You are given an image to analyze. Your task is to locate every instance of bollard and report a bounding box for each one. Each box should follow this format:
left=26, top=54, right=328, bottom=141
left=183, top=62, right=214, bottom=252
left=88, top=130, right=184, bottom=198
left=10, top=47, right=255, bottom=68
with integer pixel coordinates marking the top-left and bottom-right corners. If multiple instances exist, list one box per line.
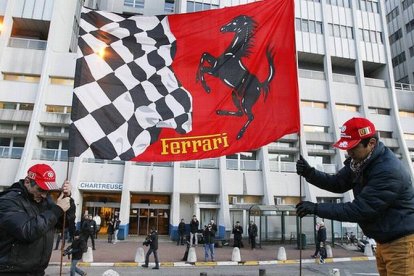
left=82, top=246, right=93, bottom=263
left=326, top=244, right=333, bottom=258
left=231, top=247, right=241, bottom=262
left=277, top=247, right=287, bottom=261
left=259, top=268, right=266, bottom=276
left=134, top=247, right=145, bottom=263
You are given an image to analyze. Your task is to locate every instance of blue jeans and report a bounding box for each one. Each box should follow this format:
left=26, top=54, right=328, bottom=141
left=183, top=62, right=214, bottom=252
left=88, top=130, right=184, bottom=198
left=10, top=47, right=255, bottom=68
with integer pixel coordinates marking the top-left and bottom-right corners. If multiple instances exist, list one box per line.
left=70, top=259, right=85, bottom=276
left=204, top=243, right=215, bottom=261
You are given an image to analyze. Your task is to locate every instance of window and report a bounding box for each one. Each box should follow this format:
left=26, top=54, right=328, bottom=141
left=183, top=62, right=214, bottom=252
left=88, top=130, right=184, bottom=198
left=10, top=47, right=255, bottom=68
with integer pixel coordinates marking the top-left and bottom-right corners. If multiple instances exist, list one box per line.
left=3, top=73, right=40, bottom=83
left=164, top=0, right=175, bottom=13
left=335, top=103, right=359, bottom=112
left=186, top=1, right=219, bottom=12
left=303, top=125, right=328, bottom=133
left=50, top=77, right=74, bottom=86
left=328, top=24, right=353, bottom=39
left=46, top=105, right=69, bottom=113
left=268, top=153, right=294, bottom=162
left=0, top=102, right=17, bottom=110
left=386, top=7, right=399, bottom=23
left=404, top=133, right=414, bottom=140
left=13, top=137, right=26, bottom=147
left=199, top=195, right=216, bottom=202
left=124, top=0, right=144, bottom=8
left=301, top=100, right=327, bottom=108
left=378, top=131, right=392, bottom=138
left=403, top=0, right=414, bottom=10
left=19, top=103, right=34, bottom=111
left=392, top=52, right=406, bottom=67
left=389, top=29, right=403, bottom=45
left=44, top=126, right=63, bottom=133
left=0, top=138, right=11, bottom=147
left=399, top=111, right=414, bottom=118
left=369, top=107, right=390, bottom=115
left=42, top=140, right=60, bottom=149
left=296, top=19, right=323, bottom=34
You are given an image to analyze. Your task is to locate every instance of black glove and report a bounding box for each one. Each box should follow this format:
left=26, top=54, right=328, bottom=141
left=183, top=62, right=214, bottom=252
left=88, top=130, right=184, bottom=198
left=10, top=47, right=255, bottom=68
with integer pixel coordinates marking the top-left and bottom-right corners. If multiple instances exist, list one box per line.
left=296, top=155, right=313, bottom=177
left=296, top=201, right=318, bottom=218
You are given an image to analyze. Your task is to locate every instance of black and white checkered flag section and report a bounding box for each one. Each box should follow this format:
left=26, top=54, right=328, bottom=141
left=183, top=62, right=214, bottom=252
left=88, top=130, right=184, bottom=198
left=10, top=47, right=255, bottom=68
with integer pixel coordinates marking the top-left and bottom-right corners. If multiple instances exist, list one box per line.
left=70, top=7, right=192, bottom=160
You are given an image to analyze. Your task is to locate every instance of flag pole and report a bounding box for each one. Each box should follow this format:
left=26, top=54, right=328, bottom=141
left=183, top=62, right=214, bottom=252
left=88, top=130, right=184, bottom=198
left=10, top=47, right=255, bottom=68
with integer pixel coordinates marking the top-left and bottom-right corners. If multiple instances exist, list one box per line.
left=298, top=133, right=303, bottom=276
left=59, top=159, right=70, bottom=276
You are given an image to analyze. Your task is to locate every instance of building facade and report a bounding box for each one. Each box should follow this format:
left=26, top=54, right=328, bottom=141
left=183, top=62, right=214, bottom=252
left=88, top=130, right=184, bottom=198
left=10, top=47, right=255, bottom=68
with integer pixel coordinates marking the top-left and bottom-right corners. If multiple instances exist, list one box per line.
left=0, top=0, right=413, bottom=241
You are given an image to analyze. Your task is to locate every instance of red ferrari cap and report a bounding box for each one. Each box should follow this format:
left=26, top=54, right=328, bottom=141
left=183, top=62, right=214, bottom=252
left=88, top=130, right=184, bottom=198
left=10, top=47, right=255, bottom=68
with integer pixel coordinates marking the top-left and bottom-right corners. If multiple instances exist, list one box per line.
left=333, top=117, right=376, bottom=150
left=27, top=164, right=59, bottom=191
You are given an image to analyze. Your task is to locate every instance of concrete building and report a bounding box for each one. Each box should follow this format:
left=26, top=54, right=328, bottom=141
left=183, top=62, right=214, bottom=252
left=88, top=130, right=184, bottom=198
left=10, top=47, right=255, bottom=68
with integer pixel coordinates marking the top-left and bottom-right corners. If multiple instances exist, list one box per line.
left=385, top=0, right=414, bottom=84
left=0, top=0, right=413, bottom=242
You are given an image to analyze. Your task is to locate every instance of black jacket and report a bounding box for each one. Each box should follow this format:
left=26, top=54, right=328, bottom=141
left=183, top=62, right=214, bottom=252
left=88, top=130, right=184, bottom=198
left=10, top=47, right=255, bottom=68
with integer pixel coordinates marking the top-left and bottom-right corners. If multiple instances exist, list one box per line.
left=248, top=224, right=258, bottom=237
left=178, top=222, right=186, bottom=234
left=203, top=226, right=216, bottom=244
left=0, top=181, right=75, bottom=274
left=317, top=226, right=327, bottom=243
left=306, top=142, right=414, bottom=243
left=190, top=219, right=199, bottom=234
left=148, top=230, right=158, bottom=250
left=70, top=237, right=87, bottom=260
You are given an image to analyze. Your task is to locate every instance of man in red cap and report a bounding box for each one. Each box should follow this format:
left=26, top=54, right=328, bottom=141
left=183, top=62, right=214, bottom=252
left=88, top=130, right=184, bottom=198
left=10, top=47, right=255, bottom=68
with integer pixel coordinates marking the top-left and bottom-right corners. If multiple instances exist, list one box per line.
left=0, top=163, right=76, bottom=275
left=295, top=117, right=414, bottom=276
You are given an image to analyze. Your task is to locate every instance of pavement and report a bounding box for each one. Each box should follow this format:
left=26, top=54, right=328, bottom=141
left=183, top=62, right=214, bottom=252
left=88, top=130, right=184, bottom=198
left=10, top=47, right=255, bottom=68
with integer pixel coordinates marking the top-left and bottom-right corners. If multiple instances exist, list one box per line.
left=49, top=236, right=374, bottom=268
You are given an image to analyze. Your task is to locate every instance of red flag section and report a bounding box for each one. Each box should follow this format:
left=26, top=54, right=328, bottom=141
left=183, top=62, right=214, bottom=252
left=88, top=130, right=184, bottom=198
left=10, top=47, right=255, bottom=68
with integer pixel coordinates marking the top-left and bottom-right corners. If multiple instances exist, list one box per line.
left=134, top=0, right=299, bottom=161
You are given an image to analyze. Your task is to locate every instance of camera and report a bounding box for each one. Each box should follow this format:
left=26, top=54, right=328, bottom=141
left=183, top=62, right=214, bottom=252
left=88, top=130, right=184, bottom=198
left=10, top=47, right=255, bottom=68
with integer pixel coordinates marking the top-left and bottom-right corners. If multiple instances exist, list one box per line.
left=63, top=246, right=73, bottom=256
left=143, top=236, right=151, bottom=246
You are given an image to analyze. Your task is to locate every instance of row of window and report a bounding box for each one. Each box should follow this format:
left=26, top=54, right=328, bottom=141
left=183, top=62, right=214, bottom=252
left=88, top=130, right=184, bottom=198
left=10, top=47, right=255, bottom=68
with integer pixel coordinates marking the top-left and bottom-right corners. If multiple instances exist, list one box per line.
left=406, top=18, right=414, bottom=33
left=296, top=18, right=323, bottom=34
left=392, top=51, right=406, bottom=67
left=359, top=28, right=383, bottom=44
left=328, top=24, right=354, bottom=39
left=301, top=101, right=398, bottom=116
left=0, top=102, right=71, bottom=113
left=356, top=0, right=379, bottom=13
left=187, top=1, right=219, bottom=12
left=403, top=0, right=414, bottom=11
left=3, top=73, right=74, bottom=85
left=389, top=29, right=402, bottom=45
left=327, top=0, right=351, bottom=8
left=386, top=7, right=399, bottom=23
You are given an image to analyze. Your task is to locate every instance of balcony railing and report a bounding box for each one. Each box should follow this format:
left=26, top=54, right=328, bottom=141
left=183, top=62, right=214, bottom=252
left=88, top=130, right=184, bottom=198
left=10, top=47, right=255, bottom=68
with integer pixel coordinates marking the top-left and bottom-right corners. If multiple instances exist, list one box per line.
left=226, top=159, right=261, bottom=171
left=8, top=37, right=47, bottom=50
left=395, top=82, right=414, bottom=92
left=33, top=149, right=68, bottom=161
left=298, top=69, right=325, bottom=80
left=269, top=161, right=296, bottom=172
left=180, top=158, right=219, bottom=169
left=0, top=146, right=23, bottom=159
left=332, top=73, right=357, bottom=84
left=365, top=77, right=387, bottom=88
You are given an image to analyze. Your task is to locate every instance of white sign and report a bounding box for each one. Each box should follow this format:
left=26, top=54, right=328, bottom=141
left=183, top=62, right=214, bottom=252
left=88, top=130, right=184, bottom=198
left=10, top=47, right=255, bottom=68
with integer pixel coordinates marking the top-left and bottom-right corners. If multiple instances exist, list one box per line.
left=79, top=182, right=123, bottom=191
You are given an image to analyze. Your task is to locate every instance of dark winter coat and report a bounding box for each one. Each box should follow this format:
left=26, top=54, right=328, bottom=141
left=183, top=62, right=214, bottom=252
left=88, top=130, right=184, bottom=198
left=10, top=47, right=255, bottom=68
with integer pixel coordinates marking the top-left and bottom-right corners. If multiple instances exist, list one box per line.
left=190, top=219, right=199, bottom=234
left=232, top=225, right=243, bottom=239
left=0, top=181, right=75, bottom=274
left=305, top=142, right=414, bottom=243
left=203, top=226, right=216, bottom=244
left=178, top=222, right=186, bottom=234
left=148, top=230, right=158, bottom=250
left=317, top=226, right=327, bottom=243
left=248, top=224, right=258, bottom=237
left=70, top=237, right=87, bottom=260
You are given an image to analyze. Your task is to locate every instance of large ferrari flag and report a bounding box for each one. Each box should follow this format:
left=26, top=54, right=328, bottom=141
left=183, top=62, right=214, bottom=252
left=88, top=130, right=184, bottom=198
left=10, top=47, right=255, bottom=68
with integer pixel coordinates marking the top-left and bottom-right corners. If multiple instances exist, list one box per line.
left=69, top=0, right=300, bottom=161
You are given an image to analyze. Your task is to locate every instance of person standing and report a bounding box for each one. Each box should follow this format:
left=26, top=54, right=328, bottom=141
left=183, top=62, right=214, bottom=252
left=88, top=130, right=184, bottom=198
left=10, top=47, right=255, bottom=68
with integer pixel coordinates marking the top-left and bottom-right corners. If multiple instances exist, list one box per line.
left=113, top=216, right=121, bottom=243
left=177, top=219, right=186, bottom=246
left=296, top=117, right=414, bottom=275
left=0, top=164, right=73, bottom=275
left=203, top=223, right=216, bottom=262
left=81, top=215, right=96, bottom=250
left=210, top=219, right=217, bottom=233
left=232, top=221, right=244, bottom=248
left=141, top=227, right=159, bottom=269
left=311, top=221, right=327, bottom=259
left=68, top=230, right=87, bottom=276
left=107, top=218, right=115, bottom=244
left=190, top=215, right=199, bottom=247
left=248, top=221, right=258, bottom=250
left=93, top=213, right=101, bottom=239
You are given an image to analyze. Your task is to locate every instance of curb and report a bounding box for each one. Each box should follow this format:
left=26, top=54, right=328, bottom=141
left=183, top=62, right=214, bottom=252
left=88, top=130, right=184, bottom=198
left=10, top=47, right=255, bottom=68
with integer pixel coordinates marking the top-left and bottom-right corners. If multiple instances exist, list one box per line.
left=49, top=256, right=376, bottom=267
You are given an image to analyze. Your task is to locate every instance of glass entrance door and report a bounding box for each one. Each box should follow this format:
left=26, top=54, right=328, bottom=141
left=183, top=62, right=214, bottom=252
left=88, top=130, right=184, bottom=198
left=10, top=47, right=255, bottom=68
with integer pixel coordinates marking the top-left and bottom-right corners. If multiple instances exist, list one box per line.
left=130, top=207, right=170, bottom=235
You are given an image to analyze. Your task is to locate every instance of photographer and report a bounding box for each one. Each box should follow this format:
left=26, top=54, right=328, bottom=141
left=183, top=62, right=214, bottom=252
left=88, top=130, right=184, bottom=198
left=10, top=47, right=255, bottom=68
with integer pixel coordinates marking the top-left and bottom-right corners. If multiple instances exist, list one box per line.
left=203, top=223, right=216, bottom=262
left=141, top=227, right=159, bottom=269
left=66, top=230, right=87, bottom=276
